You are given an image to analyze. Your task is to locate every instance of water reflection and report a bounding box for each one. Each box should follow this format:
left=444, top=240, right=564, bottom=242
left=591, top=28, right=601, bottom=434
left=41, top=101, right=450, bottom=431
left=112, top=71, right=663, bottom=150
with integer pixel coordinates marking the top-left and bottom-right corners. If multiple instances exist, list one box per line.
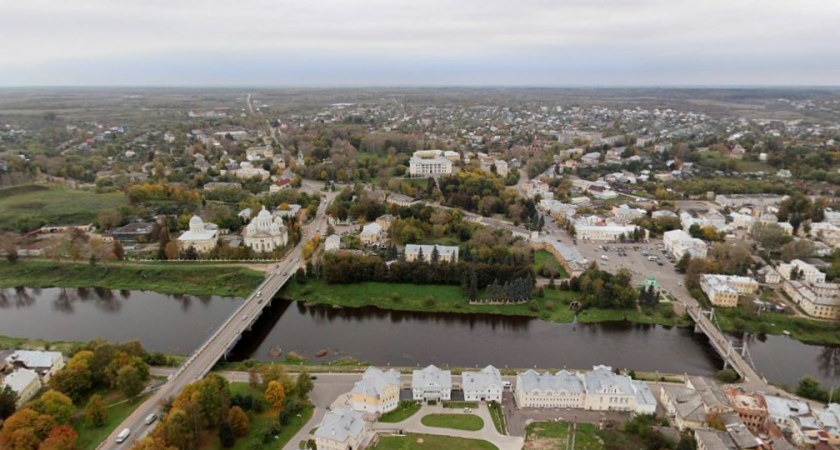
left=0, top=287, right=241, bottom=355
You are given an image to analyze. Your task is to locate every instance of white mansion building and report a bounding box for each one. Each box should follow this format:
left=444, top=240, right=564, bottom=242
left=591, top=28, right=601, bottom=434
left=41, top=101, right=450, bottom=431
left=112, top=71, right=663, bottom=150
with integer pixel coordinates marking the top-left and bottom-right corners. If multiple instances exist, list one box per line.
left=243, top=206, right=289, bottom=252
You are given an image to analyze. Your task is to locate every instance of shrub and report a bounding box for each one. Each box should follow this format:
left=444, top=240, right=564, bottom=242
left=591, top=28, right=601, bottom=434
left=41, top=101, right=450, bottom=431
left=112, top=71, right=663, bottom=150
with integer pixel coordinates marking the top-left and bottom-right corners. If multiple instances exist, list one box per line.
left=219, top=422, right=236, bottom=448
left=715, top=369, right=739, bottom=383
left=427, top=400, right=437, bottom=406
left=528, top=299, right=540, bottom=312
left=391, top=293, right=401, bottom=302
left=545, top=300, right=555, bottom=311
left=424, top=295, right=435, bottom=307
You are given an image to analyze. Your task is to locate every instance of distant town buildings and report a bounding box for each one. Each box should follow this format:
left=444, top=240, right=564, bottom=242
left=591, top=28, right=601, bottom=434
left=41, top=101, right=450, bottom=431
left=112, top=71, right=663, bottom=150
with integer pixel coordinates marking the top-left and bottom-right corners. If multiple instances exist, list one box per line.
left=663, top=230, right=708, bottom=260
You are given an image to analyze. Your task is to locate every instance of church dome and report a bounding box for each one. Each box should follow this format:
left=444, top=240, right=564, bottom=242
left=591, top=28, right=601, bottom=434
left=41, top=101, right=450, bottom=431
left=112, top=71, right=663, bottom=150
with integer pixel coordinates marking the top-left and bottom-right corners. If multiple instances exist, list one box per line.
left=256, top=206, right=272, bottom=221
left=189, top=215, right=203, bottom=226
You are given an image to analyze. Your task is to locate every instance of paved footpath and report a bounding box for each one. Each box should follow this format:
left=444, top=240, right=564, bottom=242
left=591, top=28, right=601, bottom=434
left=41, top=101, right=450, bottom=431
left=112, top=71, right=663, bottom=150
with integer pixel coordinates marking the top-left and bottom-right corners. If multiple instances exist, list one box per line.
left=371, top=404, right=525, bottom=450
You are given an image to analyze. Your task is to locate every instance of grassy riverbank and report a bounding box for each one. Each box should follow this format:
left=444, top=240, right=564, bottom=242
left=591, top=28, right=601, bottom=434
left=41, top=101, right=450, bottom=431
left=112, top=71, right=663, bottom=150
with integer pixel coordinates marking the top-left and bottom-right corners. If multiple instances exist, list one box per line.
left=715, top=307, right=840, bottom=346
left=0, top=334, right=83, bottom=354
left=0, top=261, right=264, bottom=297
left=278, top=279, right=683, bottom=327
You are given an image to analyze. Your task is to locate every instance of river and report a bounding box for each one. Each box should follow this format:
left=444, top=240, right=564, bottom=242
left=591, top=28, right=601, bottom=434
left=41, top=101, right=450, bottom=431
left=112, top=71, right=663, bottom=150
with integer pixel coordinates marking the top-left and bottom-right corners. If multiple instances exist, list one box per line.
left=1, top=287, right=836, bottom=387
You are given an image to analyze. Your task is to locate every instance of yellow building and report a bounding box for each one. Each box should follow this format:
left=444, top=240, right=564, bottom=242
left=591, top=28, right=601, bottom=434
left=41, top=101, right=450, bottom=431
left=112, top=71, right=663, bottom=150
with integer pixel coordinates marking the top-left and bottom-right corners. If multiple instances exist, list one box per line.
left=349, top=367, right=401, bottom=414
left=1, top=368, right=42, bottom=407
left=700, top=275, right=740, bottom=307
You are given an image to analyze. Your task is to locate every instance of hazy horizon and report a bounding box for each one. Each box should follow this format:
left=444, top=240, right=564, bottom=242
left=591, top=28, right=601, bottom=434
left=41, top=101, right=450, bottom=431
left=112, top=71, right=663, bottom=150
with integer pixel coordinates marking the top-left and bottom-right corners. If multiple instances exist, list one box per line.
left=2, top=0, right=839, bottom=87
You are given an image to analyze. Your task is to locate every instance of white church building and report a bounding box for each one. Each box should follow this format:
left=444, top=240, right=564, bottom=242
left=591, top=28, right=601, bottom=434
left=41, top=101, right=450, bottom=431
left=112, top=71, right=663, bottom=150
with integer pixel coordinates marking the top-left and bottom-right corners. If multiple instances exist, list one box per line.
left=177, top=216, right=219, bottom=253
left=243, top=206, right=289, bottom=252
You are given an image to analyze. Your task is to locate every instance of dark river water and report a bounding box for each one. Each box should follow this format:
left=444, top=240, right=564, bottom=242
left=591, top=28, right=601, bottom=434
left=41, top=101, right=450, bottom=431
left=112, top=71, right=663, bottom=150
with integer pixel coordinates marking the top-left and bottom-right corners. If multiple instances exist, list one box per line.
left=1, top=288, right=837, bottom=387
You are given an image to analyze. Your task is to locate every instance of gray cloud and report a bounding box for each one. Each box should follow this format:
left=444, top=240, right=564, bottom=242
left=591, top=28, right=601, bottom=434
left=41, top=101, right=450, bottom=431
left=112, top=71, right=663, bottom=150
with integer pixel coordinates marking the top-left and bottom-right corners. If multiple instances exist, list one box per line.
left=1, top=0, right=838, bottom=85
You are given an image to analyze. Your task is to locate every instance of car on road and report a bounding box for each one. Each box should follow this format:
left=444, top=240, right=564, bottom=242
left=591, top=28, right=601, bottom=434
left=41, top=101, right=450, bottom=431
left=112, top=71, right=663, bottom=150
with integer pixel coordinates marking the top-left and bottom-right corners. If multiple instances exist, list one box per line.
left=144, top=413, right=158, bottom=425
left=310, top=375, right=318, bottom=380
left=116, top=428, right=131, bottom=444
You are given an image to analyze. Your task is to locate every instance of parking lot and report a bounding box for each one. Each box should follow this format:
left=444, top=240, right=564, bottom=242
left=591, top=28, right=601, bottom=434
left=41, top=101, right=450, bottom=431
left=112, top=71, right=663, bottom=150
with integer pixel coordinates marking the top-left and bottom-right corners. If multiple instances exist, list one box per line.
left=502, top=391, right=631, bottom=436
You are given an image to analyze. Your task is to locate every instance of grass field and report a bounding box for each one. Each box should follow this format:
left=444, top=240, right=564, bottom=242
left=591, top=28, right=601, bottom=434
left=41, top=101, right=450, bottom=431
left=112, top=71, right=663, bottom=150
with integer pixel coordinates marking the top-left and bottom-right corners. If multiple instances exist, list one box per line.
left=0, top=261, right=264, bottom=297
left=73, top=390, right=152, bottom=450
left=533, top=250, right=570, bottom=278
left=715, top=307, right=840, bottom=346
left=202, top=383, right=314, bottom=450
left=420, top=413, right=484, bottom=431
left=526, top=421, right=603, bottom=450
left=0, top=185, right=127, bottom=232
left=0, top=334, right=83, bottom=354
left=380, top=401, right=422, bottom=423
left=281, top=279, right=680, bottom=326
left=376, top=433, right=499, bottom=450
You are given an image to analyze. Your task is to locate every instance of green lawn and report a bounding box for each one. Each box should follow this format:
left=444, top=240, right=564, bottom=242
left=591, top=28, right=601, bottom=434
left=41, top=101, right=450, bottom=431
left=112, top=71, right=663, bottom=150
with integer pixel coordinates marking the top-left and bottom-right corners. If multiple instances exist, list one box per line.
left=0, top=334, right=82, bottom=354
left=281, top=279, right=681, bottom=327
left=380, top=401, right=422, bottom=423
left=420, top=413, right=484, bottom=431
left=376, top=433, right=499, bottom=450
left=0, top=185, right=127, bottom=233
left=533, top=250, right=570, bottom=278
left=0, top=261, right=264, bottom=297
left=442, top=401, right=478, bottom=409
left=204, top=383, right=314, bottom=450
left=488, top=402, right=505, bottom=435
left=526, top=421, right=603, bottom=450
left=73, top=391, right=151, bottom=450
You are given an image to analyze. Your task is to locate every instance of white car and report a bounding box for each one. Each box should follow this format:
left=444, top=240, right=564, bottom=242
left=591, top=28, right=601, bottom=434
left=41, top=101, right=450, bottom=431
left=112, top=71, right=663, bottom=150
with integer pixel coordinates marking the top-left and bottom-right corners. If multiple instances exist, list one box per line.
left=144, top=413, right=158, bottom=425
left=116, top=428, right=131, bottom=443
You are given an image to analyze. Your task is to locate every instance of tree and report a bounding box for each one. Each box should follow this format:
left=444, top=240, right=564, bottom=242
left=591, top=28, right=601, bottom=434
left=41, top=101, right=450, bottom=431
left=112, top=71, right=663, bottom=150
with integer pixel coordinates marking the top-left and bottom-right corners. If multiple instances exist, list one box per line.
left=676, top=253, right=691, bottom=273
left=0, top=385, right=16, bottom=420
left=431, top=246, right=440, bottom=263
left=31, top=390, right=75, bottom=424
left=116, top=365, right=145, bottom=402
left=248, top=368, right=260, bottom=389
left=295, top=371, right=314, bottom=400
left=218, top=422, right=236, bottom=448
left=184, top=245, right=199, bottom=261
left=164, top=241, right=180, bottom=260
left=85, top=394, right=108, bottom=427
left=751, top=222, right=788, bottom=250
left=49, top=354, right=93, bottom=402
left=38, top=425, right=77, bottom=450
left=796, top=377, right=828, bottom=402
left=676, top=435, right=697, bottom=450
left=264, top=381, right=286, bottom=410
left=781, top=240, right=814, bottom=262
left=0, top=409, right=57, bottom=450
left=164, top=408, right=194, bottom=450
left=228, top=406, right=250, bottom=437
left=113, top=240, right=125, bottom=261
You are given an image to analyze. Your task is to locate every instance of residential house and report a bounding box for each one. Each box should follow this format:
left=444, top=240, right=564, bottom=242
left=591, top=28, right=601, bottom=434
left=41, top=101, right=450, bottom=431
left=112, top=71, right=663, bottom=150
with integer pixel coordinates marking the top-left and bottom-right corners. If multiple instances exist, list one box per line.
left=462, top=365, right=503, bottom=403
left=661, top=377, right=732, bottom=431
left=725, top=387, right=768, bottom=432
left=404, top=244, right=459, bottom=263
left=5, top=350, right=65, bottom=383
left=778, top=259, right=826, bottom=284
left=325, top=234, right=341, bottom=252
left=582, top=365, right=636, bottom=412
left=700, top=275, right=742, bottom=307
left=360, top=223, right=384, bottom=246
left=111, top=222, right=155, bottom=243
left=375, top=215, right=396, bottom=232
left=1, top=368, right=41, bottom=407
left=663, top=230, right=708, bottom=260
left=715, top=194, right=787, bottom=208
left=313, top=407, right=367, bottom=450
left=514, top=370, right=585, bottom=409
left=611, top=205, right=647, bottom=224
left=349, top=367, right=401, bottom=414
left=269, top=178, right=292, bottom=192
left=412, top=365, right=452, bottom=402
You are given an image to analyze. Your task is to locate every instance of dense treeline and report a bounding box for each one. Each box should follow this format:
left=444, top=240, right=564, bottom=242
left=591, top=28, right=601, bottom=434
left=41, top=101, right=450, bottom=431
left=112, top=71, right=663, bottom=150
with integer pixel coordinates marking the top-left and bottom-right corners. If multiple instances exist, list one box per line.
left=319, top=253, right=533, bottom=288
left=566, top=267, right=638, bottom=310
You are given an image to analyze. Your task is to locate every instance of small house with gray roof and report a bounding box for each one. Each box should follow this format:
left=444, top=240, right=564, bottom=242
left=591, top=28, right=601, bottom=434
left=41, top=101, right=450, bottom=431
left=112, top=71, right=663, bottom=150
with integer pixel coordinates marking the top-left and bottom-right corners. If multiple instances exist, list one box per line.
left=412, top=365, right=451, bottom=402
left=314, top=407, right=367, bottom=450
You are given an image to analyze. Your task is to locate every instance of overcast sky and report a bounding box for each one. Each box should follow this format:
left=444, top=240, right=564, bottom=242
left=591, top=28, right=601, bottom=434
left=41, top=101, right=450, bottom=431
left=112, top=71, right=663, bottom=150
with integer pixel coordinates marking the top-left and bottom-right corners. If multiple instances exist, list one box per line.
left=1, top=0, right=838, bottom=86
